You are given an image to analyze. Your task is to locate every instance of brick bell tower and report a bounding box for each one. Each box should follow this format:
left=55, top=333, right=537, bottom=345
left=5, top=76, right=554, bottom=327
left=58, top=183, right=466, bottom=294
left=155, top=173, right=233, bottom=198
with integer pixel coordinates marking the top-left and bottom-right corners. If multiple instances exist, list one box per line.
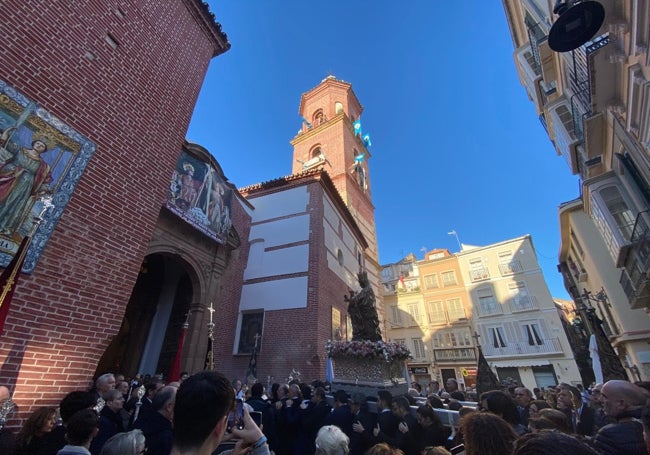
left=290, top=75, right=385, bottom=336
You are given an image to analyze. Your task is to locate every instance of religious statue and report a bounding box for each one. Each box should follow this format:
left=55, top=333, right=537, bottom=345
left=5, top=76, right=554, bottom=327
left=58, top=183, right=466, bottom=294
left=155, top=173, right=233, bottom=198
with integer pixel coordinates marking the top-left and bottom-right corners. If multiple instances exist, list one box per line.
left=345, top=271, right=382, bottom=341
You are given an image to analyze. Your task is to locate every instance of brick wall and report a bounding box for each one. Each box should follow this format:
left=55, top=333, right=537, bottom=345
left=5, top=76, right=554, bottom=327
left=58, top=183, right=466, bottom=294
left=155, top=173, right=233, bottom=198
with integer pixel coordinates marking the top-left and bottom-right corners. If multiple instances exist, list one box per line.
left=0, top=0, right=226, bottom=418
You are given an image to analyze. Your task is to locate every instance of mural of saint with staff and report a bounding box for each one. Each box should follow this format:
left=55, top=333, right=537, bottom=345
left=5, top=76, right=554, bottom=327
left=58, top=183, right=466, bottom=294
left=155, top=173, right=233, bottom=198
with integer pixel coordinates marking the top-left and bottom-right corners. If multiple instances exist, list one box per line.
left=0, top=79, right=96, bottom=272
left=0, top=127, right=54, bottom=237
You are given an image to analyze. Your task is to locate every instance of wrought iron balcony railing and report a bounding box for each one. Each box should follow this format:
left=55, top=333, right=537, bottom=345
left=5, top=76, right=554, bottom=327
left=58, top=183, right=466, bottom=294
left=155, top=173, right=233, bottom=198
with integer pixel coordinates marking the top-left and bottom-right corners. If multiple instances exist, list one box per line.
left=482, top=337, right=563, bottom=357
left=509, top=295, right=539, bottom=313
left=469, top=267, right=490, bottom=282
left=499, top=260, right=523, bottom=275
left=433, top=348, right=477, bottom=362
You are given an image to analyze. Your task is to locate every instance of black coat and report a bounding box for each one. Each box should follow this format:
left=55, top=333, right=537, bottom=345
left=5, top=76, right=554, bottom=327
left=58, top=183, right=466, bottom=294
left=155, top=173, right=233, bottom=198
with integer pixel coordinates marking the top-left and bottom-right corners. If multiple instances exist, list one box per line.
left=592, top=419, right=648, bottom=455
left=325, top=404, right=354, bottom=437
left=374, top=409, right=399, bottom=447
left=133, top=411, right=172, bottom=455
left=350, top=407, right=376, bottom=455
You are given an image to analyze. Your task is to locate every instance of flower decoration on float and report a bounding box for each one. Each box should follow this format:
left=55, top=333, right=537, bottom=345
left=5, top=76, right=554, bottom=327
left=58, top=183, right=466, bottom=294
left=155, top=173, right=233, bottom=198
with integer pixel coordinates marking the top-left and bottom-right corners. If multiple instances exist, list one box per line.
left=325, top=339, right=411, bottom=362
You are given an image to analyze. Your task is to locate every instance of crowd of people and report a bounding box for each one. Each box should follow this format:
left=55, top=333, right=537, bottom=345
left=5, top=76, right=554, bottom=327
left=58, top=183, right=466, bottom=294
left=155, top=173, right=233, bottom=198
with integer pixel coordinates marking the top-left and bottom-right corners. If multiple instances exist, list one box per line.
left=0, top=371, right=649, bottom=455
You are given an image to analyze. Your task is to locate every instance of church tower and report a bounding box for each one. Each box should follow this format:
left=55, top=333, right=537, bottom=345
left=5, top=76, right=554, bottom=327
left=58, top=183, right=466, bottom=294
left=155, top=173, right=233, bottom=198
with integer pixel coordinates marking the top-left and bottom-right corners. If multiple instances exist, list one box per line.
left=290, top=76, right=385, bottom=335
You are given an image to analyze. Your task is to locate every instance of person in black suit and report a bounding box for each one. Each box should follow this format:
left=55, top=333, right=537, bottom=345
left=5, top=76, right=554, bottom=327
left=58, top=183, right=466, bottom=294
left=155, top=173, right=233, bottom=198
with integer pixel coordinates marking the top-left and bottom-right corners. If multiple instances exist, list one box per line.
left=349, top=393, right=376, bottom=455
left=301, top=386, right=331, bottom=454
left=373, top=390, right=399, bottom=448
left=325, top=390, right=354, bottom=437
left=392, top=395, right=420, bottom=455
left=514, top=387, right=533, bottom=427
left=557, top=383, right=595, bottom=436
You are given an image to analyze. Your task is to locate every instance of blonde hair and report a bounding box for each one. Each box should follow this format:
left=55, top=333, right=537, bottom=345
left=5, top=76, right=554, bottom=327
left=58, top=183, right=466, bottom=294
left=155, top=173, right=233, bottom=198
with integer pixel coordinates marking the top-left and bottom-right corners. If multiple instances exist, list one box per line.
left=315, top=425, right=349, bottom=455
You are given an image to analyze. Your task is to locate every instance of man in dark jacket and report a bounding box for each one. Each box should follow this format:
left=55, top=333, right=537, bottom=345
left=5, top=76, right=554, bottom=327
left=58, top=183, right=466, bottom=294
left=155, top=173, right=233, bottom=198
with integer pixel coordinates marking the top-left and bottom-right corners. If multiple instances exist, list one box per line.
left=246, top=383, right=277, bottom=452
left=350, top=392, right=375, bottom=455
left=392, top=395, right=420, bottom=455
left=133, top=385, right=176, bottom=455
left=592, top=380, right=648, bottom=455
left=90, top=389, right=126, bottom=455
left=373, top=390, right=399, bottom=447
left=325, top=390, right=354, bottom=436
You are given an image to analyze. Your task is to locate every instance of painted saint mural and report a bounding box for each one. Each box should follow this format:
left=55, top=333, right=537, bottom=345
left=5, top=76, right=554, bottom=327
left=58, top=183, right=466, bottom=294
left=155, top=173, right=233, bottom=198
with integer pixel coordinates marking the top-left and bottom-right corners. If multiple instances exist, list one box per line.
left=0, top=79, right=96, bottom=272
left=165, top=151, right=233, bottom=244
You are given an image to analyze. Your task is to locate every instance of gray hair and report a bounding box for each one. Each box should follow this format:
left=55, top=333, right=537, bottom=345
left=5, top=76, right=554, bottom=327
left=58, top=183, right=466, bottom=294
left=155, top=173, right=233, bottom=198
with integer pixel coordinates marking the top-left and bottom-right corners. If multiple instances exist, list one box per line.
left=96, top=373, right=115, bottom=389
left=100, top=429, right=145, bottom=455
left=315, top=425, right=349, bottom=455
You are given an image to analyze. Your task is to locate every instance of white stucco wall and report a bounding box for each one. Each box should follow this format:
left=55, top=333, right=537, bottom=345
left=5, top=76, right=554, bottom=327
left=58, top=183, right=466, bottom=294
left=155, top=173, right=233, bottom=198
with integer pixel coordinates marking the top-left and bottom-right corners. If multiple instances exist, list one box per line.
left=239, top=276, right=309, bottom=311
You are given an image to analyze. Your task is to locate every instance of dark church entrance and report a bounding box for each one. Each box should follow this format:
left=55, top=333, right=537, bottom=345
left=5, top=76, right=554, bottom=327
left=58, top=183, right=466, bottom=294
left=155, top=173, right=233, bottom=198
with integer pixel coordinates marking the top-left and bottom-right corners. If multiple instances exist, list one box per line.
left=96, top=253, right=193, bottom=379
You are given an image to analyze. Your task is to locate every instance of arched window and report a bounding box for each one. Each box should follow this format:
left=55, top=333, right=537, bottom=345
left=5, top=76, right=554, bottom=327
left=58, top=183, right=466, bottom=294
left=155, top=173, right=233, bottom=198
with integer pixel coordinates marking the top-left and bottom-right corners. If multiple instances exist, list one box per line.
left=311, top=145, right=322, bottom=159
left=313, top=109, right=325, bottom=126
left=335, top=102, right=343, bottom=114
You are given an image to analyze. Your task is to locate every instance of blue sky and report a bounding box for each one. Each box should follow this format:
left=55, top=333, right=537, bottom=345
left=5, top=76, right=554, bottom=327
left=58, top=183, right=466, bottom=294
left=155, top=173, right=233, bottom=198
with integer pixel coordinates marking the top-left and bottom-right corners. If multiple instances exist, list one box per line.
left=189, top=1, right=580, bottom=299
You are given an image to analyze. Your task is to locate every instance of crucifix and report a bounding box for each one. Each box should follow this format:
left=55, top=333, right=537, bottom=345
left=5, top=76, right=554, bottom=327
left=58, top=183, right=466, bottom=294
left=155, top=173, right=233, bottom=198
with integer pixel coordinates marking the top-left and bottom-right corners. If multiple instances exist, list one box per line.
left=253, top=332, right=261, bottom=350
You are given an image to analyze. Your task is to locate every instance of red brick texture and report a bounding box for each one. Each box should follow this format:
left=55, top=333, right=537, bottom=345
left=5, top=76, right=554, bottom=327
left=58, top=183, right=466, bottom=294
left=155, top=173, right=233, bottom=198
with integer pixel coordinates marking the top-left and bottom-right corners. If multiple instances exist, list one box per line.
left=0, top=0, right=227, bottom=419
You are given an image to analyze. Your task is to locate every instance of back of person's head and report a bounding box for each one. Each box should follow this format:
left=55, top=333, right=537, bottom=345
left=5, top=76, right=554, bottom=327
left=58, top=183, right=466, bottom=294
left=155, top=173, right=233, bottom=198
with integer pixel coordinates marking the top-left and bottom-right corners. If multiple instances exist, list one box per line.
left=103, top=389, right=122, bottom=402
left=377, top=390, right=392, bottom=407
left=450, top=391, right=465, bottom=401
left=393, top=396, right=410, bottom=413
left=314, top=387, right=327, bottom=401
left=529, top=409, right=572, bottom=434
left=513, top=430, right=600, bottom=455
left=152, top=385, right=176, bottom=412
left=251, top=382, right=264, bottom=398
left=60, top=390, right=96, bottom=423
left=363, top=442, right=405, bottom=455
left=423, top=447, right=451, bottom=455
left=417, top=405, right=443, bottom=430
left=100, top=429, right=145, bottom=455
left=530, top=400, right=550, bottom=411
left=427, top=394, right=444, bottom=409
left=65, top=409, right=99, bottom=446
left=460, top=412, right=518, bottom=455
left=315, top=425, right=349, bottom=455
left=334, top=389, right=349, bottom=405
left=300, top=383, right=312, bottom=400
left=447, top=399, right=462, bottom=411
left=172, top=371, right=234, bottom=451
left=458, top=406, right=476, bottom=418
left=480, top=389, right=521, bottom=425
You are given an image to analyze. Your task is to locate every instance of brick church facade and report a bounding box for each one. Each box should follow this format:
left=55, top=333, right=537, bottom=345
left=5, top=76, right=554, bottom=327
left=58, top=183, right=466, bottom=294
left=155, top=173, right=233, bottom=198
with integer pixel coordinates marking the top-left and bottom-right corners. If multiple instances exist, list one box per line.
left=0, top=2, right=383, bottom=419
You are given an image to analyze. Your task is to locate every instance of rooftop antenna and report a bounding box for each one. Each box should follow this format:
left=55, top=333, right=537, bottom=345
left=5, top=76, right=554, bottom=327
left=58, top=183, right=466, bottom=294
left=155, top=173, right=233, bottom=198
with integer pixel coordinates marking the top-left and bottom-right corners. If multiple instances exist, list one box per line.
left=447, top=230, right=462, bottom=252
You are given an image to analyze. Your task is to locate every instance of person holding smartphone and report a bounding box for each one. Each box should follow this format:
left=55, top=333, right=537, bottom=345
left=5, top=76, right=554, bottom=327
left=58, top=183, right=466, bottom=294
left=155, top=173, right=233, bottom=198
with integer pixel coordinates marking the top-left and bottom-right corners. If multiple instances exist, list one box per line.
left=170, top=371, right=270, bottom=455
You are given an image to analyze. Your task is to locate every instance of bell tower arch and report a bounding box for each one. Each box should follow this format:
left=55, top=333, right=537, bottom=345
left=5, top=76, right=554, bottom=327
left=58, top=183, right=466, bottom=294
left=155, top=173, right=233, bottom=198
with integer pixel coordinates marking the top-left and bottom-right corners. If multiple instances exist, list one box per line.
left=290, top=76, right=384, bottom=334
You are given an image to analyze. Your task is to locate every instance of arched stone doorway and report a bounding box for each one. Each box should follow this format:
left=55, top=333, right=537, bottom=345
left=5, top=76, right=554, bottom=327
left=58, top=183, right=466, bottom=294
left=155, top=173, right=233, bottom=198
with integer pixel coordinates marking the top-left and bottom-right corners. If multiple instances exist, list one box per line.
left=96, top=252, right=197, bottom=378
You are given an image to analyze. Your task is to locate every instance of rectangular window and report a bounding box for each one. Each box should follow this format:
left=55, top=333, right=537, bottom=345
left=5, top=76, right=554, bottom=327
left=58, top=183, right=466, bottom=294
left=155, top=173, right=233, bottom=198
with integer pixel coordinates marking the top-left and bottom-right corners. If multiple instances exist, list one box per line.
left=498, top=250, right=523, bottom=274
left=427, top=301, right=446, bottom=324
left=424, top=274, right=439, bottom=289
left=477, top=288, right=500, bottom=316
left=431, top=334, right=443, bottom=349
left=441, top=271, right=457, bottom=286
left=469, top=258, right=490, bottom=281
left=408, top=303, right=422, bottom=325
left=508, top=282, right=534, bottom=311
left=522, top=323, right=544, bottom=346
left=489, top=326, right=507, bottom=348
left=391, top=305, right=401, bottom=325
left=447, top=332, right=457, bottom=347
left=412, top=338, right=426, bottom=358
left=394, top=338, right=406, bottom=346
left=446, top=298, right=466, bottom=321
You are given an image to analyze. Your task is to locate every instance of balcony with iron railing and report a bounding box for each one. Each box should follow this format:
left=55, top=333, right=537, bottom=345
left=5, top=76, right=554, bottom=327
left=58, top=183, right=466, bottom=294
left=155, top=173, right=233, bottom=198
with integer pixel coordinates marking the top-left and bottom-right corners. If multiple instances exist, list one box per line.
left=620, top=210, right=650, bottom=310
left=469, top=267, right=490, bottom=282
left=483, top=337, right=563, bottom=357
left=509, top=295, right=539, bottom=313
left=499, top=260, right=523, bottom=275
left=434, top=348, right=477, bottom=362
left=476, top=300, right=503, bottom=318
